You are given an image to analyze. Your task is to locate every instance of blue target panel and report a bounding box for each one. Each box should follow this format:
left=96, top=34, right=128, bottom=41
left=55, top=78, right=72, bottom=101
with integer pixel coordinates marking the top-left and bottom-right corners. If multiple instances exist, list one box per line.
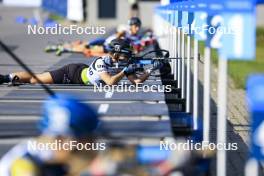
left=206, top=15, right=224, bottom=48
left=219, top=12, right=256, bottom=60
left=193, top=11, right=208, bottom=41
left=155, top=0, right=257, bottom=59
left=247, top=75, right=264, bottom=161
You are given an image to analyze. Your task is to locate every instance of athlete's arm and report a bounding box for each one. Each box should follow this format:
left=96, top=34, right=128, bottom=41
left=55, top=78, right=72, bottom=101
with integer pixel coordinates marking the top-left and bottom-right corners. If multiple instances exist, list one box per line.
left=127, top=72, right=150, bottom=84
left=99, top=71, right=126, bottom=85
left=94, top=58, right=126, bottom=85
left=116, top=30, right=126, bottom=38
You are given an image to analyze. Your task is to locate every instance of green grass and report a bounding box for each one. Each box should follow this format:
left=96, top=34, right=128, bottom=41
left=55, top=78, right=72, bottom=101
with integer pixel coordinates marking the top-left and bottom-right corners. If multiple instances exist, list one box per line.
left=48, top=13, right=65, bottom=23
left=228, top=27, right=264, bottom=89
left=197, top=27, right=264, bottom=89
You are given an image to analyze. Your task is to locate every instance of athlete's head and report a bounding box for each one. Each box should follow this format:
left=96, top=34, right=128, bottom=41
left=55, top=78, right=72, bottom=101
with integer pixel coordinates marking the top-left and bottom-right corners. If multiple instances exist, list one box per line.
left=39, top=94, right=99, bottom=138
left=128, top=17, right=141, bottom=35
left=35, top=94, right=99, bottom=163
left=108, top=38, right=133, bottom=63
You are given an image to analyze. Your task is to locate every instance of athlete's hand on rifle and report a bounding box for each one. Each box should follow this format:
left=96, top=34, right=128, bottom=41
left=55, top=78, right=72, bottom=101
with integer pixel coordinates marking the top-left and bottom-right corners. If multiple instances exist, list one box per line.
left=123, top=64, right=136, bottom=76
left=146, top=60, right=164, bottom=74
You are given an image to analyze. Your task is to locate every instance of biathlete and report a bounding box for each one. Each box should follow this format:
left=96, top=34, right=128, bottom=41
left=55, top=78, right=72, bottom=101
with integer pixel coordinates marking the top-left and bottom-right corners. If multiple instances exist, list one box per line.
left=44, top=17, right=149, bottom=57
left=0, top=39, right=164, bottom=86
left=0, top=94, right=100, bottom=176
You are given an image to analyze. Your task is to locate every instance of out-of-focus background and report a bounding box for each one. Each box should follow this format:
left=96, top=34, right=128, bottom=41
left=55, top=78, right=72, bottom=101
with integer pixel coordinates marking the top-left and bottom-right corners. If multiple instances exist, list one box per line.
left=1, top=0, right=161, bottom=27
left=0, top=1, right=264, bottom=176
left=3, top=0, right=262, bottom=28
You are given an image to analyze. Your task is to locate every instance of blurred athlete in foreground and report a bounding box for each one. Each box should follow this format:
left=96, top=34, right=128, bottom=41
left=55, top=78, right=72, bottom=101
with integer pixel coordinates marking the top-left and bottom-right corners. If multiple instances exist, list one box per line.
left=0, top=39, right=163, bottom=86
left=0, top=94, right=215, bottom=176
left=0, top=94, right=100, bottom=176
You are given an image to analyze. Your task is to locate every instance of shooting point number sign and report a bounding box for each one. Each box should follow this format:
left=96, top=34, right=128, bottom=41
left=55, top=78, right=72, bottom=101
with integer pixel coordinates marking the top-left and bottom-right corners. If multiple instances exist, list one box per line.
left=220, top=13, right=256, bottom=60
left=193, top=12, right=255, bottom=60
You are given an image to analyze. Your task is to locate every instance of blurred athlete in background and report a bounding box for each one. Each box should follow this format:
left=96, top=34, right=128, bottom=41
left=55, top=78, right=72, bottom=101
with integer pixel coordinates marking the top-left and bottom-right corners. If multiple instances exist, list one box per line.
left=44, top=17, right=157, bottom=57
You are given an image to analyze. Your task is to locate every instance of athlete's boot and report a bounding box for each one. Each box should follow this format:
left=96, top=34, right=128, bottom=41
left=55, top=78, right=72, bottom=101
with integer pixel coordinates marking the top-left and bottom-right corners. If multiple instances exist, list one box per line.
left=8, top=75, right=20, bottom=86
left=55, top=45, right=65, bottom=56
left=0, top=74, right=11, bottom=85
left=45, top=45, right=59, bottom=52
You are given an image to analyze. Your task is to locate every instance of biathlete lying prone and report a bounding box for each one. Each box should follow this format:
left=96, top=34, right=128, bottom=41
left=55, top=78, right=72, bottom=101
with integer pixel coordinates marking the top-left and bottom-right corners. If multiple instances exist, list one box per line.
left=44, top=17, right=157, bottom=57
left=0, top=39, right=164, bottom=86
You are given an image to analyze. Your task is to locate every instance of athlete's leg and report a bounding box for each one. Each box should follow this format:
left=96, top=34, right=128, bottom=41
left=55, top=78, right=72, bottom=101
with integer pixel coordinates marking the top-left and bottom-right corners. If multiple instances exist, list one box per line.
left=11, top=72, right=33, bottom=82
left=0, top=71, right=32, bottom=84
left=62, top=41, right=86, bottom=53
left=88, top=38, right=106, bottom=46
left=30, top=72, right=54, bottom=84
left=83, top=46, right=105, bottom=57
left=71, top=44, right=86, bottom=53
left=0, top=71, right=54, bottom=84
left=71, top=40, right=82, bottom=45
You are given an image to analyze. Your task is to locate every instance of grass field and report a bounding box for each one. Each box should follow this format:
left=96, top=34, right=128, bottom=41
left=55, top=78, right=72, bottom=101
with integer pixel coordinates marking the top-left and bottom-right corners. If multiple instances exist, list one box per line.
left=198, top=27, right=264, bottom=89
